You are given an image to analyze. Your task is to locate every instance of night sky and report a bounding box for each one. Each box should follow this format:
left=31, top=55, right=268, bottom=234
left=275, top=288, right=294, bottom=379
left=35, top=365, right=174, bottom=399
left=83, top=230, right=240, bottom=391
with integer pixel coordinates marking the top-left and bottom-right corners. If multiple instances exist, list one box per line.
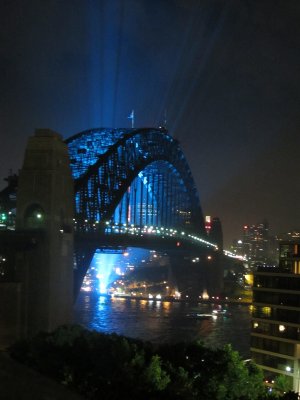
left=1, top=0, right=299, bottom=247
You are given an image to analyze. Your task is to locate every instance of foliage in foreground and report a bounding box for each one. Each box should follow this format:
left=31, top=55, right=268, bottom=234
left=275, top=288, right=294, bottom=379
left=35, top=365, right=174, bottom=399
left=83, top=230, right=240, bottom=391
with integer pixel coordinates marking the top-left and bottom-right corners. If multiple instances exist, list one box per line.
left=8, top=325, right=291, bottom=400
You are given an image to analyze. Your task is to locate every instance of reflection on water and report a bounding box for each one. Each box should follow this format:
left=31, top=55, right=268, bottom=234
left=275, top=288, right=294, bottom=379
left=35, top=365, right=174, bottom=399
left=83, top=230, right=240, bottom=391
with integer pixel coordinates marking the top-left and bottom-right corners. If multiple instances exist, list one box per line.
left=74, top=293, right=251, bottom=358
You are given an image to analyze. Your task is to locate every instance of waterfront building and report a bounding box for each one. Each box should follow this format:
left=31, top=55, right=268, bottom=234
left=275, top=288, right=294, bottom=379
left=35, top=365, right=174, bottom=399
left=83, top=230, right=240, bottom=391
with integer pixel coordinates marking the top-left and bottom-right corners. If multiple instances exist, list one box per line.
left=251, top=240, right=300, bottom=393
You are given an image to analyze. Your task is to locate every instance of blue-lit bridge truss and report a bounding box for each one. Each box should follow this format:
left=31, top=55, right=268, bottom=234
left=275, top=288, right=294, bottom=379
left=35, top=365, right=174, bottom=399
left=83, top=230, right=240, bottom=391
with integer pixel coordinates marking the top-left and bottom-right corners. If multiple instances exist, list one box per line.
left=0, top=127, right=216, bottom=295
left=67, top=127, right=206, bottom=235
left=67, top=127, right=209, bottom=294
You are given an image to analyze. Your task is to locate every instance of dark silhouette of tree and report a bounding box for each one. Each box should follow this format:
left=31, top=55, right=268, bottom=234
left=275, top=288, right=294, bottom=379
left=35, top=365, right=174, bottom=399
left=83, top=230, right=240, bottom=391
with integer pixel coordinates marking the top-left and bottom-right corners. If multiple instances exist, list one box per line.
left=9, top=325, right=285, bottom=400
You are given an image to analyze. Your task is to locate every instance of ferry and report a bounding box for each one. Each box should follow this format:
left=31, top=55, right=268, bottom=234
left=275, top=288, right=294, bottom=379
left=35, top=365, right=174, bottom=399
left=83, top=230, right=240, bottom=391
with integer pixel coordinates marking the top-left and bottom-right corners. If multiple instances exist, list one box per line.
left=186, top=313, right=215, bottom=320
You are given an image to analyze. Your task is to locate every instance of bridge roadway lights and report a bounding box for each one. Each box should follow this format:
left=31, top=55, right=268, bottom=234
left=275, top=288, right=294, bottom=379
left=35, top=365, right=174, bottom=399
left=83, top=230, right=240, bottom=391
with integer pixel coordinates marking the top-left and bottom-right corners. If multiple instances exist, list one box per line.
left=73, top=228, right=223, bottom=298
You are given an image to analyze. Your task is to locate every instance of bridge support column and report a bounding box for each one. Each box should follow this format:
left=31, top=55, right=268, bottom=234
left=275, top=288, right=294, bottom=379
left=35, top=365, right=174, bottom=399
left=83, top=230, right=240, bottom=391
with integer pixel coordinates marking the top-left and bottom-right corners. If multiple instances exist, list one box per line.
left=16, top=129, right=74, bottom=337
left=169, top=250, right=224, bottom=298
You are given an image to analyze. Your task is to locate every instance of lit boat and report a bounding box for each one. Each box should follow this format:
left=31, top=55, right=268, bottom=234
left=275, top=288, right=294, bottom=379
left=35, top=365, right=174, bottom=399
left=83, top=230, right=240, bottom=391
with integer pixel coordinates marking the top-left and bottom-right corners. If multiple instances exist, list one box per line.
left=212, top=309, right=231, bottom=316
left=186, top=313, right=214, bottom=320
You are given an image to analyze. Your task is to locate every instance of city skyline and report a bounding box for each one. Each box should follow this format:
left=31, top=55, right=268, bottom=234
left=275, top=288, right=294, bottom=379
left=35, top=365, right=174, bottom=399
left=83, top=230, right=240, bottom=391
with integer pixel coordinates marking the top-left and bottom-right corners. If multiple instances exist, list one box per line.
left=1, top=0, right=299, bottom=246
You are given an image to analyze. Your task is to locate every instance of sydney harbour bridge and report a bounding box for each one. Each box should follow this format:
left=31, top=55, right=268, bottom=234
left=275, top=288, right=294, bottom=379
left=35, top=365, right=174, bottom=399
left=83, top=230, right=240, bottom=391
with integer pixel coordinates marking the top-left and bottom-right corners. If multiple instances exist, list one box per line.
left=0, top=127, right=231, bottom=305
left=0, top=127, right=235, bottom=341
left=66, top=127, right=220, bottom=294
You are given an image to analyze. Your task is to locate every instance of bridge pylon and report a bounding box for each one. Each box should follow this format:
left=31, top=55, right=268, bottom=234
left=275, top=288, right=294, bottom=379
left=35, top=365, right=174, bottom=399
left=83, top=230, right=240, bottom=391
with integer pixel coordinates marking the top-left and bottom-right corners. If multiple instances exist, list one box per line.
left=16, top=129, right=74, bottom=336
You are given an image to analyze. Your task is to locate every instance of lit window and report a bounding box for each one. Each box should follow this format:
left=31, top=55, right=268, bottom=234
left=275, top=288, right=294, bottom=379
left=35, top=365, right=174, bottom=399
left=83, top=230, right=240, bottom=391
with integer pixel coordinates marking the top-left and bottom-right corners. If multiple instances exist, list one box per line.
left=262, top=307, right=271, bottom=317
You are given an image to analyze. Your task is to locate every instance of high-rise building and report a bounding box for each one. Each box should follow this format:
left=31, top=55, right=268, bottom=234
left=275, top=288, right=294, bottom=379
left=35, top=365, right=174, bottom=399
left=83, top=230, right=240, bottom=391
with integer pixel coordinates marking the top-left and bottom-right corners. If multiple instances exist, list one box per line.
left=205, top=216, right=223, bottom=250
left=277, top=230, right=300, bottom=243
left=243, top=220, right=270, bottom=266
left=251, top=240, right=300, bottom=393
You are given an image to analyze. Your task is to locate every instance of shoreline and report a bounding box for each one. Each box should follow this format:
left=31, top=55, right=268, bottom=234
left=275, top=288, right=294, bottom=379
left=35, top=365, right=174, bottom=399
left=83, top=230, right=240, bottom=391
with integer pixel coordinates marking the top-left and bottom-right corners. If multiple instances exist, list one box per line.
left=93, top=293, right=252, bottom=306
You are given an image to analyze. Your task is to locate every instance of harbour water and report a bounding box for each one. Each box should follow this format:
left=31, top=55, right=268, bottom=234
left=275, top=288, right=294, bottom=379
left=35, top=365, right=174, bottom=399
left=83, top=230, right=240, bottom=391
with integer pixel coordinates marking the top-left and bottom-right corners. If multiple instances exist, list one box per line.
left=74, top=293, right=252, bottom=358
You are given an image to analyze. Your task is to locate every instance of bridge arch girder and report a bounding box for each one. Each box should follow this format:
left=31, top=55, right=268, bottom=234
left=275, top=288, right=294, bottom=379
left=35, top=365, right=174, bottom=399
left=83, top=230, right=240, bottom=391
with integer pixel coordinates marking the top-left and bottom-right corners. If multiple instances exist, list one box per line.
left=67, top=128, right=205, bottom=234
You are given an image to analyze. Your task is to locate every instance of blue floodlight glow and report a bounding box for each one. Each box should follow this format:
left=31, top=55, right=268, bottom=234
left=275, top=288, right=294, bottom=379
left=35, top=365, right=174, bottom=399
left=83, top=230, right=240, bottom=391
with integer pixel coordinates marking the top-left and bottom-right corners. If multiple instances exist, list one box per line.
left=88, top=247, right=150, bottom=294
left=91, top=251, right=120, bottom=294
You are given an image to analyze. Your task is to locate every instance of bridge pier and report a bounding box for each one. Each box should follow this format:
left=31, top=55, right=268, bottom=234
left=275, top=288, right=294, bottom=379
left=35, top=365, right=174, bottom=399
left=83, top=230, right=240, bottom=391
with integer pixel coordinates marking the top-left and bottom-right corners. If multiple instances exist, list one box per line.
left=169, top=250, right=224, bottom=298
left=73, top=248, right=95, bottom=298
left=1, top=129, right=74, bottom=342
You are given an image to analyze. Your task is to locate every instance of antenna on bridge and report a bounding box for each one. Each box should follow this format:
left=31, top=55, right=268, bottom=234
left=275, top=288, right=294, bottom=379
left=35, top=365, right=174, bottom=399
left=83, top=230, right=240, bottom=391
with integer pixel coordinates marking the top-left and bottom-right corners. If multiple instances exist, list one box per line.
left=164, top=109, right=167, bottom=128
left=158, top=109, right=168, bottom=131
left=128, top=110, right=135, bottom=129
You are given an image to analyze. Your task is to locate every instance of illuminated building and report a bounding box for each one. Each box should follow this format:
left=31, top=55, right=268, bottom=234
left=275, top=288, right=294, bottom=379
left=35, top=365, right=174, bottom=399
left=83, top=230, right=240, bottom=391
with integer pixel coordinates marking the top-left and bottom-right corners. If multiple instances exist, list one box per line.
left=242, top=220, right=271, bottom=266
left=277, top=230, right=300, bottom=242
left=251, top=241, right=300, bottom=393
left=230, top=238, right=244, bottom=258
left=205, top=216, right=223, bottom=250
left=205, top=216, right=212, bottom=234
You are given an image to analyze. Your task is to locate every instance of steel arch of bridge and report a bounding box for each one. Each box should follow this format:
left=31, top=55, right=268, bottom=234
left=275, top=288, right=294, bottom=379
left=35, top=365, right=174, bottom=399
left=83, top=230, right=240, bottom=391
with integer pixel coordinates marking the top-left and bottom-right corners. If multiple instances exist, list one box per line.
left=66, top=127, right=205, bottom=235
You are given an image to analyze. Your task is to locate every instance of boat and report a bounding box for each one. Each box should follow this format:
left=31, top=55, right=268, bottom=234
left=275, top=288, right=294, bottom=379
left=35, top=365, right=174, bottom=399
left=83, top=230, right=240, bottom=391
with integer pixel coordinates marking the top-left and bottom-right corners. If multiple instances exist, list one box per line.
left=186, top=313, right=214, bottom=320
left=212, top=308, right=231, bottom=317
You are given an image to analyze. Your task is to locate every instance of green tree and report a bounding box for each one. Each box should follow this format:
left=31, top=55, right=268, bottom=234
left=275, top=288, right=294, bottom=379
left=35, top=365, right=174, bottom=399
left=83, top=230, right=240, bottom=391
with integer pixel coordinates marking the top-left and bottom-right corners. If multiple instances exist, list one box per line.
left=213, top=346, right=265, bottom=400
left=10, top=325, right=268, bottom=400
left=273, top=374, right=293, bottom=395
left=142, top=355, right=170, bottom=391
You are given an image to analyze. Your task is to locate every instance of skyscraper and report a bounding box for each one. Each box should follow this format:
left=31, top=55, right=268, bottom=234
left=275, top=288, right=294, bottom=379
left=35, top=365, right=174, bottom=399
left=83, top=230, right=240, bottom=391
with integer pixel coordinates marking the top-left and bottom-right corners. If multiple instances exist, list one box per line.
left=243, top=220, right=270, bottom=266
